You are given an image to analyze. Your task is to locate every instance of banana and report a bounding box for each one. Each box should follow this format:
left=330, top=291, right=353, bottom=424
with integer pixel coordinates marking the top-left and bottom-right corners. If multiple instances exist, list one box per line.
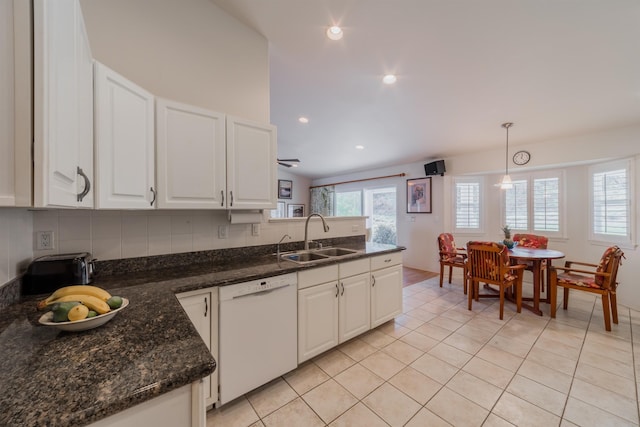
left=41, top=294, right=111, bottom=314
left=37, top=285, right=111, bottom=310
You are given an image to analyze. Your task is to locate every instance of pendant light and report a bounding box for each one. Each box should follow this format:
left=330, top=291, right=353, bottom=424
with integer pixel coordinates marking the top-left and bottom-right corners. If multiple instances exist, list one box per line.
left=499, top=122, right=514, bottom=190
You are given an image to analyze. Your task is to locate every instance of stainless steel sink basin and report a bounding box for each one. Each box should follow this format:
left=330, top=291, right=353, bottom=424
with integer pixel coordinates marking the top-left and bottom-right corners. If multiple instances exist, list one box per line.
left=280, top=247, right=360, bottom=264
left=282, top=252, right=330, bottom=263
left=314, top=248, right=358, bottom=257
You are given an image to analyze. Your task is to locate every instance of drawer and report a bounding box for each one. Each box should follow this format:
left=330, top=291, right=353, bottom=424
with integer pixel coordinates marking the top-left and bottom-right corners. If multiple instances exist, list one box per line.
left=298, top=264, right=339, bottom=290
left=339, top=258, right=370, bottom=278
left=370, top=252, right=402, bottom=270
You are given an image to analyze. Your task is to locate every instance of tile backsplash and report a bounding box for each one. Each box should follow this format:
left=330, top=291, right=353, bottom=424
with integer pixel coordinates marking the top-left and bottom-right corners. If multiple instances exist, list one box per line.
left=32, top=209, right=365, bottom=261
left=0, top=208, right=32, bottom=285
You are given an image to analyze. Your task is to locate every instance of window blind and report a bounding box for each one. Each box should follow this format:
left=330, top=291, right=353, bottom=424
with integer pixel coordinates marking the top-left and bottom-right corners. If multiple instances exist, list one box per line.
left=455, top=182, right=480, bottom=229
left=593, top=168, right=628, bottom=236
left=533, top=177, right=560, bottom=231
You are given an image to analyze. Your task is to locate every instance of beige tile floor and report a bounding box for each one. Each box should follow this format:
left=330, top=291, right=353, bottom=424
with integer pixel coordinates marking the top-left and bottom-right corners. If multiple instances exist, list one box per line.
left=207, top=275, right=640, bottom=426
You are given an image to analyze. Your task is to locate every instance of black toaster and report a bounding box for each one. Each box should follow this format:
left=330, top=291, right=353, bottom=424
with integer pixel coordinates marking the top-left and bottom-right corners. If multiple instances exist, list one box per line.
left=22, top=252, right=95, bottom=295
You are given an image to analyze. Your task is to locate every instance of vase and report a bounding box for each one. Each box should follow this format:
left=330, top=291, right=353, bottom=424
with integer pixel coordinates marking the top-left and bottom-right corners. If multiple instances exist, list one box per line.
left=503, top=239, right=515, bottom=249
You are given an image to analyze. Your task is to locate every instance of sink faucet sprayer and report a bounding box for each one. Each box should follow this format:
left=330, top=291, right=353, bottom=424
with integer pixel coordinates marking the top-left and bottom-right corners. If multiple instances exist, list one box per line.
left=304, top=214, right=330, bottom=251
left=277, top=234, right=292, bottom=268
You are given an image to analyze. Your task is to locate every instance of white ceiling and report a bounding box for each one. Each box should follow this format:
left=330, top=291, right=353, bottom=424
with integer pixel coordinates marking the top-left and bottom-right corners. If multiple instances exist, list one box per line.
left=212, top=0, right=640, bottom=179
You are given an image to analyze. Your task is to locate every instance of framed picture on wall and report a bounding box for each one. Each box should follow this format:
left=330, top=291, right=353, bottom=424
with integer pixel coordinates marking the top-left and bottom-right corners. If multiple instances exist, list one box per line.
left=406, top=177, right=432, bottom=213
left=270, top=201, right=286, bottom=218
left=288, top=204, right=305, bottom=218
left=278, top=180, right=293, bottom=199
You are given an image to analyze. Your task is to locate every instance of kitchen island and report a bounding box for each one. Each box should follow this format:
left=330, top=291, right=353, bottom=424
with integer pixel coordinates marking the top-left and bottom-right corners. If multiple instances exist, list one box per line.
left=0, top=241, right=403, bottom=427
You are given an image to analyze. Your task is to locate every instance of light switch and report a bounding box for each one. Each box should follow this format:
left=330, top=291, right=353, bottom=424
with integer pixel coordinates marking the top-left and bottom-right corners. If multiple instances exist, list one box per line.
left=218, top=225, right=229, bottom=239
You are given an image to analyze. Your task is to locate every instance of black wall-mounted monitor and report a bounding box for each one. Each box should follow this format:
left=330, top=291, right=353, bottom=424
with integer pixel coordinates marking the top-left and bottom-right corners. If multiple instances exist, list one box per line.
left=424, top=160, right=446, bottom=176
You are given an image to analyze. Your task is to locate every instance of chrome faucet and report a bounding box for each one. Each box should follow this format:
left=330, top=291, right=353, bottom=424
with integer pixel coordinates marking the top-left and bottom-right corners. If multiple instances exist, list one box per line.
left=304, top=214, right=330, bottom=251
left=277, top=234, right=292, bottom=268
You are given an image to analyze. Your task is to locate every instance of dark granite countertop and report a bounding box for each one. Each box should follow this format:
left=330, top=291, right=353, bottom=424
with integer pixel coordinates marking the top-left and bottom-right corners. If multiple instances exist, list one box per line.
left=0, top=242, right=403, bottom=426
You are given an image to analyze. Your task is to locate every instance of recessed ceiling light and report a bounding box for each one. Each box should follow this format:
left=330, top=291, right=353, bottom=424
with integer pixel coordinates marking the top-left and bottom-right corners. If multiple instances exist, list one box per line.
left=291, top=164, right=298, bottom=168
left=298, top=116, right=309, bottom=124
left=355, top=145, right=364, bottom=150
left=382, top=74, right=397, bottom=85
left=326, top=26, right=343, bottom=41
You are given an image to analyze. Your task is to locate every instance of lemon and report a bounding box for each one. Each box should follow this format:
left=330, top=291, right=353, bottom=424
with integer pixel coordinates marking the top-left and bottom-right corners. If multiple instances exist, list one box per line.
left=107, top=296, right=123, bottom=309
left=68, top=304, right=89, bottom=321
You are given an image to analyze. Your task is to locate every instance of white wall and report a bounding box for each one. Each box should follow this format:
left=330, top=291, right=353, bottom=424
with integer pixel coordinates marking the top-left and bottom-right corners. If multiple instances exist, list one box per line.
left=277, top=168, right=312, bottom=217
left=313, top=125, right=640, bottom=310
left=80, top=0, right=270, bottom=123
left=0, top=208, right=32, bottom=286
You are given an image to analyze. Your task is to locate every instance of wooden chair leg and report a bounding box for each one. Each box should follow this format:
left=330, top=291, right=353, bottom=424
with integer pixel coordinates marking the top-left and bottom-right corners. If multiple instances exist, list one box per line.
left=610, top=291, right=619, bottom=324
left=439, top=263, right=444, bottom=288
left=499, top=286, right=505, bottom=320
left=550, top=281, right=557, bottom=319
left=563, top=287, right=570, bottom=310
left=468, top=279, right=474, bottom=311
left=515, top=282, right=522, bottom=313
left=602, top=293, right=612, bottom=331
left=448, top=266, right=453, bottom=284
left=463, top=268, right=468, bottom=295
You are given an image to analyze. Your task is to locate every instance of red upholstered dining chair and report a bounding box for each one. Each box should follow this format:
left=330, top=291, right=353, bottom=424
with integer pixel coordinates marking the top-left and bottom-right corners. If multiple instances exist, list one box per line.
left=550, top=246, right=625, bottom=331
left=466, top=241, right=526, bottom=320
left=437, top=233, right=467, bottom=294
left=513, top=233, right=549, bottom=290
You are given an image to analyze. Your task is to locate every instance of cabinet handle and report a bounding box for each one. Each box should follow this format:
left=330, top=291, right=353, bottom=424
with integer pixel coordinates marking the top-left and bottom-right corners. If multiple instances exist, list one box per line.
left=204, top=297, right=208, bottom=317
left=76, top=167, right=91, bottom=202
left=150, top=187, right=156, bottom=206
left=221, top=190, right=224, bottom=207
left=230, top=191, right=234, bottom=207
left=385, top=258, right=391, bottom=263
left=341, top=282, right=345, bottom=296
left=335, top=283, right=339, bottom=298
left=372, top=275, right=376, bottom=287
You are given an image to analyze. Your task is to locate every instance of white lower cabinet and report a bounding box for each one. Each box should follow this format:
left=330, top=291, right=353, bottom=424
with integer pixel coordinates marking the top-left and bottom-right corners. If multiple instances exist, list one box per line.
left=298, top=265, right=339, bottom=363
left=338, top=259, right=371, bottom=342
left=370, top=253, right=403, bottom=328
left=177, top=288, right=219, bottom=407
left=87, top=381, right=204, bottom=427
left=298, top=258, right=376, bottom=363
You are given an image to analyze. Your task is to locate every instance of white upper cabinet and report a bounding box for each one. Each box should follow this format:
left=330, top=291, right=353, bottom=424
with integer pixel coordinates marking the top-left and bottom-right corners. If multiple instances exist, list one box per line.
left=94, top=62, right=155, bottom=209
left=155, top=99, right=226, bottom=209
left=33, top=0, right=94, bottom=208
left=226, top=116, right=277, bottom=210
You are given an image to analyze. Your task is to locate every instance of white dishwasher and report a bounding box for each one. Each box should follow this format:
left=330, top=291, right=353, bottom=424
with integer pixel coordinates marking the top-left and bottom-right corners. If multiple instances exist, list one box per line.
left=218, top=273, right=298, bottom=405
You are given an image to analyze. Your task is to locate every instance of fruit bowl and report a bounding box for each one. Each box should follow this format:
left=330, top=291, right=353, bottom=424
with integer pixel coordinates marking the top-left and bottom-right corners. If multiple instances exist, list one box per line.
left=38, top=298, right=129, bottom=332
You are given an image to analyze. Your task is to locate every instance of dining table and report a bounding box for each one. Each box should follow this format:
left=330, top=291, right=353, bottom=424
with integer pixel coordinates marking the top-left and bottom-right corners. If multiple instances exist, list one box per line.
left=509, top=247, right=565, bottom=316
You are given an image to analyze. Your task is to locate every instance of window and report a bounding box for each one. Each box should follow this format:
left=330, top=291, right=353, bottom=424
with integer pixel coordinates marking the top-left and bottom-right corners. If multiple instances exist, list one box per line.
left=335, top=191, right=362, bottom=216
left=502, top=171, right=562, bottom=236
left=453, top=177, right=483, bottom=232
left=589, top=159, right=633, bottom=245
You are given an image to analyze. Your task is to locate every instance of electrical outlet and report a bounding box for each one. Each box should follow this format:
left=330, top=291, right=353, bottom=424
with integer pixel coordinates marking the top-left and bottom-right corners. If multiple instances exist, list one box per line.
left=36, top=231, right=54, bottom=250
left=252, top=223, right=260, bottom=236
left=218, top=225, right=229, bottom=239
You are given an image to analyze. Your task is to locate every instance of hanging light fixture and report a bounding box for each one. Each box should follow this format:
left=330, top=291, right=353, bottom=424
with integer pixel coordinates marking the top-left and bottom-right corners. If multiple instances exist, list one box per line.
left=499, top=122, right=514, bottom=189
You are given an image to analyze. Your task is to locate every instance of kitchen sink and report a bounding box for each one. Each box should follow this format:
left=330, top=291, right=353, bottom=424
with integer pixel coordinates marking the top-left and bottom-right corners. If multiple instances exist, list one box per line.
left=282, top=252, right=330, bottom=263
left=280, top=247, right=361, bottom=264
left=314, top=247, right=358, bottom=257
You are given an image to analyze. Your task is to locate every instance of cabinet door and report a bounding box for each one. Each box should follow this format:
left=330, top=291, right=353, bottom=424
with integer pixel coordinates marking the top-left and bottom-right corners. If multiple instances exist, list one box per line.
left=178, top=290, right=217, bottom=406
left=156, top=99, right=226, bottom=209
left=370, top=264, right=403, bottom=328
left=33, top=0, right=93, bottom=207
left=94, top=62, right=155, bottom=209
left=339, top=273, right=371, bottom=343
left=298, top=281, right=339, bottom=363
left=226, top=116, right=276, bottom=210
